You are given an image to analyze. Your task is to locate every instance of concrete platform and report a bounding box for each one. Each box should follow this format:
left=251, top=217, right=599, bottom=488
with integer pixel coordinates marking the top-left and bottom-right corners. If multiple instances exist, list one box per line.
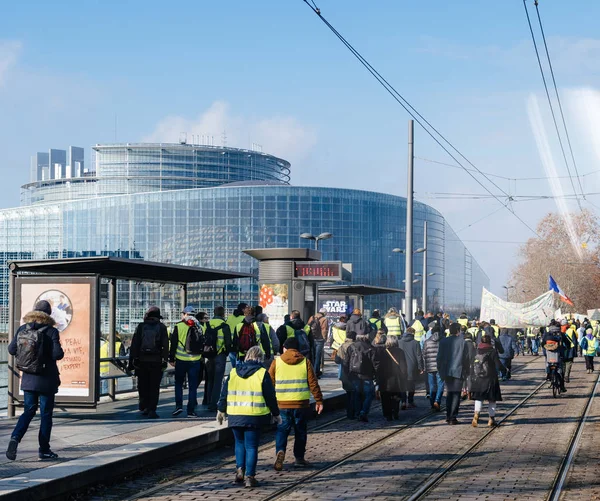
left=0, top=359, right=345, bottom=501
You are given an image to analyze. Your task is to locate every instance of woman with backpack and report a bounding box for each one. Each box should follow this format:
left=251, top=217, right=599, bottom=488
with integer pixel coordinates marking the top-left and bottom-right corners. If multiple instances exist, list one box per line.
left=471, top=333, right=502, bottom=427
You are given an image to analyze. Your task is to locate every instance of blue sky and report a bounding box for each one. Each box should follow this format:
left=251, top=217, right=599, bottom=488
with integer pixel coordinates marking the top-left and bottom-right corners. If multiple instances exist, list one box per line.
left=1, top=0, right=600, bottom=294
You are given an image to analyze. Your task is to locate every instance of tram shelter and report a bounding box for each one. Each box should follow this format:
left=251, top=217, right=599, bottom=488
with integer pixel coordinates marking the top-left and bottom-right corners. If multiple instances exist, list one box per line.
left=318, top=284, right=404, bottom=319
left=6, top=256, right=252, bottom=417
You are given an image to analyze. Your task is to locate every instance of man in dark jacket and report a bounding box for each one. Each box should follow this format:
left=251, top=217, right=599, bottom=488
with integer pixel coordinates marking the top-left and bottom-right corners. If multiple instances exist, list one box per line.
left=129, top=306, right=169, bottom=419
left=344, top=334, right=378, bottom=422
left=6, top=300, right=64, bottom=461
left=399, top=327, right=423, bottom=409
left=422, top=327, right=443, bottom=410
left=437, top=323, right=469, bottom=424
left=498, top=328, right=517, bottom=381
left=346, top=309, right=372, bottom=339
left=276, top=311, right=310, bottom=355
left=542, top=320, right=570, bottom=391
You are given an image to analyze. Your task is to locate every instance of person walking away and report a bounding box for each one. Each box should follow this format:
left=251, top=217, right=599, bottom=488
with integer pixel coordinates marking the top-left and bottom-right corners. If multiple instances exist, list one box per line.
left=6, top=301, right=64, bottom=461
left=330, top=315, right=347, bottom=357
left=129, top=306, right=169, bottom=419
left=232, top=306, right=262, bottom=362
left=437, top=323, right=469, bottom=425
left=410, top=310, right=427, bottom=345
left=489, top=319, right=500, bottom=338
left=256, top=313, right=279, bottom=368
left=498, top=328, right=517, bottom=381
left=276, top=310, right=311, bottom=358
left=368, top=310, right=386, bottom=335
left=563, top=321, right=578, bottom=383
left=335, top=331, right=357, bottom=419
left=306, top=308, right=328, bottom=378
left=384, top=308, right=404, bottom=337
left=580, top=327, right=598, bottom=373
left=217, top=346, right=280, bottom=488
left=372, top=330, right=387, bottom=352
left=100, top=332, right=127, bottom=394
left=375, top=335, right=407, bottom=420
left=226, top=303, right=247, bottom=367
left=398, top=327, right=423, bottom=409
left=169, top=306, right=204, bottom=417
left=471, top=333, right=503, bottom=427
left=422, top=324, right=443, bottom=411
left=542, top=320, right=569, bottom=392
left=457, top=313, right=469, bottom=328
left=270, top=337, right=323, bottom=470
left=203, top=306, right=232, bottom=412
left=346, top=308, right=372, bottom=340
left=344, top=334, right=378, bottom=422
left=462, top=331, right=476, bottom=399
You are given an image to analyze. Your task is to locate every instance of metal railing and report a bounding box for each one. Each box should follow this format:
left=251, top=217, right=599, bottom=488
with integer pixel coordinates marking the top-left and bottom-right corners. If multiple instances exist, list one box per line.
left=0, top=360, right=8, bottom=411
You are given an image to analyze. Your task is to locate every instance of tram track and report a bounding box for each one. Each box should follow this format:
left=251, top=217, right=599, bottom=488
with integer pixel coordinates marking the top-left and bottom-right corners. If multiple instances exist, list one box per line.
left=115, top=356, right=541, bottom=501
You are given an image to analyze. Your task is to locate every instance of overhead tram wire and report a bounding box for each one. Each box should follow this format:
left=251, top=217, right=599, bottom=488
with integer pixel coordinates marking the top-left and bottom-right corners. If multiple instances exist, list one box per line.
left=522, top=0, right=583, bottom=211
left=456, top=205, right=506, bottom=233
left=534, top=0, right=585, bottom=201
left=300, top=0, right=541, bottom=238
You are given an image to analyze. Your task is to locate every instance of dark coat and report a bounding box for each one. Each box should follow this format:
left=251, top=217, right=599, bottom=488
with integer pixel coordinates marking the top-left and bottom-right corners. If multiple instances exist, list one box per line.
left=543, top=326, right=572, bottom=358
left=217, top=360, right=279, bottom=428
left=422, top=331, right=440, bottom=373
left=275, top=317, right=309, bottom=355
left=9, top=311, right=64, bottom=395
left=129, top=317, right=169, bottom=365
left=398, top=332, right=423, bottom=380
left=470, top=344, right=503, bottom=402
left=498, top=332, right=517, bottom=360
left=344, top=339, right=377, bottom=380
left=335, top=339, right=355, bottom=391
left=346, top=315, right=372, bottom=337
left=437, top=334, right=469, bottom=381
left=375, top=346, right=407, bottom=392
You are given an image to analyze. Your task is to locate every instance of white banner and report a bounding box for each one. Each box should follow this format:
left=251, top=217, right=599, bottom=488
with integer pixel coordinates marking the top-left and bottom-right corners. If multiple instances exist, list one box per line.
left=480, top=288, right=555, bottom=327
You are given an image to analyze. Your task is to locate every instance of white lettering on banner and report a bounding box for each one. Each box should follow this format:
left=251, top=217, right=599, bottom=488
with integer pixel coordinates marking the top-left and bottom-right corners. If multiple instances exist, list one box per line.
left=322, top=300, right=347, bottom=313
left=480, top=287, right=555, bottom=328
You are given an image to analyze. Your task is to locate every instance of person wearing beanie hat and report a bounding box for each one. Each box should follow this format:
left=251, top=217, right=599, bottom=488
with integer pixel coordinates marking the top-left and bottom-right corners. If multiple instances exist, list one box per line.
left=129, top=306, right=169, bottom=418
left=6, top=301, right=64, bottom=461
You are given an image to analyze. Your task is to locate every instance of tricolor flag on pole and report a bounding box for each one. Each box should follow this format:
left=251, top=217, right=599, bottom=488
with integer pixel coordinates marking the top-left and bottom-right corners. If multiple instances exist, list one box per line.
left=549, top=275, right=574, bottom=306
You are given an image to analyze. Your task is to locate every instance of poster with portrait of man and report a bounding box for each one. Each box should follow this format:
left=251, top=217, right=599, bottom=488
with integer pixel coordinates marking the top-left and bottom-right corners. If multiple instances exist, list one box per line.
left=12, top=275, right=99, bottom=406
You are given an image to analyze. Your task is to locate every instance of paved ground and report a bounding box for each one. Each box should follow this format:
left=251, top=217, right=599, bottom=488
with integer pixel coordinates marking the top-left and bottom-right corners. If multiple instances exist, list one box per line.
left=75, top=356, right=573, bottom=501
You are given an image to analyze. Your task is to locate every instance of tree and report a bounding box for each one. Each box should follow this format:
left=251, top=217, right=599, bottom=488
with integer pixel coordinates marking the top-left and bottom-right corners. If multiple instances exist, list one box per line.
left=509, top=209, right=600, bottom=313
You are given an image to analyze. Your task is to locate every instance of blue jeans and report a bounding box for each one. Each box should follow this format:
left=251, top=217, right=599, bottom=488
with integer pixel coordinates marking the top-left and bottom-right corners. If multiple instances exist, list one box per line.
left=174, top=359, right=201, bottom=413
left=531, top=338, right=539, bottom=354
left=352, top=378, right=375, bottom=417
left=313, top=340, right=325, bottom=376
left=232, top=427, right=261, bottom=477
left=276, top=408, right=310, bottom=460
left=427, top=372, right=445, bottom=406
left=11, top=391, right=55, bottom=453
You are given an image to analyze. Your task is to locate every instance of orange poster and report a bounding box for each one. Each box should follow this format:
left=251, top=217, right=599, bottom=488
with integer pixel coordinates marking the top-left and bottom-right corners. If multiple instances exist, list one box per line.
left=18, top=280, right=94, bottom=399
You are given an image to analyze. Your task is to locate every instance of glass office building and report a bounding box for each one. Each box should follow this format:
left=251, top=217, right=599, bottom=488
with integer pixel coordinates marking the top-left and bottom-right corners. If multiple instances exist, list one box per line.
left=0, top=143, right=488, bottom=331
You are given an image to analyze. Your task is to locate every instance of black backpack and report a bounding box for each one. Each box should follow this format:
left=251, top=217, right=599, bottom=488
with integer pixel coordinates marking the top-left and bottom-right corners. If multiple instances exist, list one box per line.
left=294, top=329, right=311, bottom=357
left=140, top=322, right=161, bottom=354
left=309, top=318, right=323, bottom=341
left=202, top=323, right=222, bottom=358
left=183, top=323, right=204, bottom=355
left=16, top=324, right=47, bottom=374
left=349, top=347, right=369, bottom=375
left=473, top=352, right=491, bottom=379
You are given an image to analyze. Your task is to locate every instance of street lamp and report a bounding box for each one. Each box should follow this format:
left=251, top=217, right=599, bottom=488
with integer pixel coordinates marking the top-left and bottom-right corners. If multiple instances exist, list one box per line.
left=300, top=232, right=333, bottom=250
left=503, top=285, right=515, bottom=301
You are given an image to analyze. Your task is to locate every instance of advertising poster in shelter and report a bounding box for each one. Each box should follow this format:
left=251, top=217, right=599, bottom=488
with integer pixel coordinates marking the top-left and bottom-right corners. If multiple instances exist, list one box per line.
left=13, top=276, right=99, bottom=405
left=480, top=287, right=554, bottom=328
left=259, top=283, right=289, bottom=332
left=318, top=295, right=355, bottom=322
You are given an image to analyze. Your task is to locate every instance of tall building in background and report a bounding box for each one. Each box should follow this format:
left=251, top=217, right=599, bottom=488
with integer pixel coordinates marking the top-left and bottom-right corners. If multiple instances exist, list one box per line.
left=30, top=152, right=49, bottom=183
left=1, top=142, right=489, bottom=332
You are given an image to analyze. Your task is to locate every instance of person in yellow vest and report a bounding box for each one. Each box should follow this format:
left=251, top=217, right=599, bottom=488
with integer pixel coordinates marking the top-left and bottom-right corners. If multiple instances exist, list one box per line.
left=270, top=337, right=324, bottom=471
left=457, top=313, right=469, bottom=327
left=368, top=310, right=386, bottom=336
left=384, top=308, right=404, bottom=337
left=226, top=303, right=247, bottom=367
left=216, top=345, right=280, bottom=488
left=410, top=310, right=427, bottom=344
left=203, top=306, right=232, bottom=412
left=100, top=333, right=127, bottom=395
left=169, top=306, right=203, bottom=417
left=489, top=320, right=500, bottom=338
left=563, top=321, right=579, bottom=383
left=581, top=328, right=599, bottom=373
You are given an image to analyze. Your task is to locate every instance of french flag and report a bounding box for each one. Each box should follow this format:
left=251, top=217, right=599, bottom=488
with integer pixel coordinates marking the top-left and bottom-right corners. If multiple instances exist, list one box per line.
left=549, top=275, right=574, bottom=306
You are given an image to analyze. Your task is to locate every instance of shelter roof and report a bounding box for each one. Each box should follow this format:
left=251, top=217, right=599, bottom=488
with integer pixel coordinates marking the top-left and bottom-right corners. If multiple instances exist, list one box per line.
left=318, top=284, right=405, bottom=296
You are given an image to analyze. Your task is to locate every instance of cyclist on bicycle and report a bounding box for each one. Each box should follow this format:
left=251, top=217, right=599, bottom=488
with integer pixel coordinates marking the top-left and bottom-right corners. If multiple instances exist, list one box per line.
left=541, top=319, right=572, bottom=393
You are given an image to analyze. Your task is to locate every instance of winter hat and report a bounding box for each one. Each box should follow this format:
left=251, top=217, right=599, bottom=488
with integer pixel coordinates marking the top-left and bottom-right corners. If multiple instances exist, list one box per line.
left=145, top=306, right=163, bottom=320
left=586, top=328, right=593, bottom=335
left=34, top=300, right=52, bottom=316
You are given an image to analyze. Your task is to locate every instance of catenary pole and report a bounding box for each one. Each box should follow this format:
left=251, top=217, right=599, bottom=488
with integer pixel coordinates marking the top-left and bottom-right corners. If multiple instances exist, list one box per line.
left=422, top=220, right=427, bottom=313
left=405, top=120, right=414, bottom=322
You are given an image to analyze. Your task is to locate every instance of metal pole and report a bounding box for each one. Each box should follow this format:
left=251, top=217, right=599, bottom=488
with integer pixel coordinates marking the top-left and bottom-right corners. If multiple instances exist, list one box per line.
left=222, top=286, right=226, bottom=308
left=422, top=221, right=427, bottom=313
left=108, top=278, right=117, bottom=401
left=7, top=269, right=16, bottom=418
left=405, top=120, right=414, bottom=322
left=180, top=284, right=188, bottom=311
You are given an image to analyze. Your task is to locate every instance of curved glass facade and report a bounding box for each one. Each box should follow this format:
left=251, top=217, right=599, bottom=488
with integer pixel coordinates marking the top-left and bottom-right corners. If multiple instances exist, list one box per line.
left=21, top=144, right=291, bottom=206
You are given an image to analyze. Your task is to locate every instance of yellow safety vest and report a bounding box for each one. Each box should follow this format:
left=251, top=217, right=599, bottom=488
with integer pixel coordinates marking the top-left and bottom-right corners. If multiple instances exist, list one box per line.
left=175, top=322, right=202, bottom=362
left=234, top=322, right=273, bottom=357
left=526, top=327, right=535, bottom=338
left=384, top=317, right=402, bottom=336
left=227, top=367, right=270, bottom=416
left=492, top=325, right=499, bottom=338
left=583, top=336, right=597, bottom=356
left=458, top=318, right=469, bottom=327
left=285, top=325, right=296, bottom=339
left=275, top=358, right=311, bottom=401
left=100, top=340, right=122, bottom=374
left=331, top=327, right=346, bottom=350
left=566, top=327, right=577, bottom=349
left=467, top=327, right=478, bottom=337
left=369, top=318, right=382, bottom=331
left=209, top=318, right=227, bottom=354
left=412, top=320, right=425, bottom=342
left=226, top=314, right=244, bottom=333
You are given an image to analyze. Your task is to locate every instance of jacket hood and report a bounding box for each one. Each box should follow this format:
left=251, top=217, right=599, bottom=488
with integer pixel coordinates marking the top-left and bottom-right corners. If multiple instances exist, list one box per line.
left=23, top=311, right=55, bottom=327
left=235, top=360, right=265, bottom=378
left=385, top=313, right=400, bottom=319
left=145, top=317, right=161, bottom=325
left=280, top=348, right=305, bottom=365
left=288, top=318, right=305, bottom=330
left=401, top=332, right=415, bottom=342
left=348, top=314, right=362, bottom=322
left=333, top=321, right=347, bottom=329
